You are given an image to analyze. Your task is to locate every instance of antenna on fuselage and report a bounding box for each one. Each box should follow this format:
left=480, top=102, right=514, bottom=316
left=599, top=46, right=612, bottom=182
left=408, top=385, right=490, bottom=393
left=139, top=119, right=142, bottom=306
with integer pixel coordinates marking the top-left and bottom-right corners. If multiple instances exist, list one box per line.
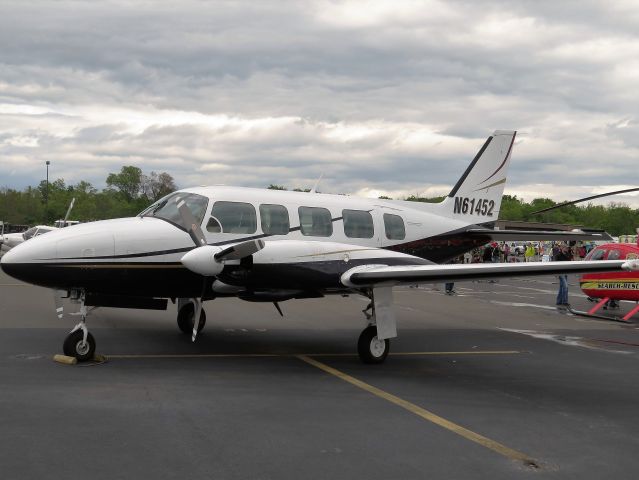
left=310, top=173, right=324, bottom=194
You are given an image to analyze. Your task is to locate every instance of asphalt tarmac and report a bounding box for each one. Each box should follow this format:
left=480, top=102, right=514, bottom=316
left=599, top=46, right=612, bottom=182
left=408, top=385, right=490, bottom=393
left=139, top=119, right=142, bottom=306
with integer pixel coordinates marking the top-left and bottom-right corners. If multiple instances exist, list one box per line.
left=2, top=270, right=639, bottom=480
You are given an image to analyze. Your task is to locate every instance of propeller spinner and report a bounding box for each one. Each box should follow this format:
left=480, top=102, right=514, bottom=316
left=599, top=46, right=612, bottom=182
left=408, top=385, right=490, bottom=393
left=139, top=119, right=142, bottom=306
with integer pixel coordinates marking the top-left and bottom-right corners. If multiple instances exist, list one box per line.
left=179, top=239, right=265, bottom=276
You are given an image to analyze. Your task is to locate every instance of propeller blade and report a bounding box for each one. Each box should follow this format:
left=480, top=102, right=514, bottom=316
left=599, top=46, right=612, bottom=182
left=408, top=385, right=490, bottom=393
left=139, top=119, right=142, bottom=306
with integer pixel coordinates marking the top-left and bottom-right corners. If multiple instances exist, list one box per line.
left=214, top=239, right=265, bottom=261
left=191, top=281, right=208, bottom=342
left=62, top=197, right=76, bottom=226
left=177, top=199, right=207, bottom=247
left=191, top=299, right=203, bottom=342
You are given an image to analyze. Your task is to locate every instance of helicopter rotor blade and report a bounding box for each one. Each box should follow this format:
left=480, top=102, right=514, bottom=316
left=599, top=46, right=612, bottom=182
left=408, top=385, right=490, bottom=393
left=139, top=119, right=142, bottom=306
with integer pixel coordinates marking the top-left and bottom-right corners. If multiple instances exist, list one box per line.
left=531, top=187, right=639, bottom=215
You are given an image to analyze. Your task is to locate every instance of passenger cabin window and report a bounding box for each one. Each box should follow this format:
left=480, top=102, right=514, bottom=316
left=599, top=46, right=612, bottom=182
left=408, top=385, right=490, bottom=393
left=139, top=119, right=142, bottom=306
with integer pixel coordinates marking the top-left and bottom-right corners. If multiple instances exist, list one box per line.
left=208, top=201, right=257, bottom=234
left=607, top=249, right=621, bottom=260
left=383, top=213, right=405, bottom=240
left=343, top=209, right=374, bottom=239
left=260, top=204, right=290, bottom=235
left=299, top=206, right=333, bottom=237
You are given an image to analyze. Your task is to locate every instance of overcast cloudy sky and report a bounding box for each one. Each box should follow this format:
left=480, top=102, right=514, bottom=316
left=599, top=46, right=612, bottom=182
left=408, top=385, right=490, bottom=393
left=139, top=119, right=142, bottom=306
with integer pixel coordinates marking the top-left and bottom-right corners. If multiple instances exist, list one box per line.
left=1, top=0, right=638, bottom=205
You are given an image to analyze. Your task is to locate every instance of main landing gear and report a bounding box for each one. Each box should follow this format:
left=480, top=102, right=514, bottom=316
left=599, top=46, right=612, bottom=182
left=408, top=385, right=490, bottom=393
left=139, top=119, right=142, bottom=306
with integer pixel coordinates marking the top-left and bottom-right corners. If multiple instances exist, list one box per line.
left=62, top=291, right=97, bottom=362
left=176, top=298, right=206, bottom=335
left=358, top=325, right=389, bottom=364
left=357, top=287, right=396, bottom=364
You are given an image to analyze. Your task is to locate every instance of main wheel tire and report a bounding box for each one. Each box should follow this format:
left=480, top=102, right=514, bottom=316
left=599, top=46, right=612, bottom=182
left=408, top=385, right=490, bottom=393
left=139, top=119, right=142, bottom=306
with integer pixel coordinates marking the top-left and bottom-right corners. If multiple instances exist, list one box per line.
left=63, top=330, right=96, bottom=362
left=177, top=303, right=207, bottom=335
left=357, top=325, right=389, bottom=364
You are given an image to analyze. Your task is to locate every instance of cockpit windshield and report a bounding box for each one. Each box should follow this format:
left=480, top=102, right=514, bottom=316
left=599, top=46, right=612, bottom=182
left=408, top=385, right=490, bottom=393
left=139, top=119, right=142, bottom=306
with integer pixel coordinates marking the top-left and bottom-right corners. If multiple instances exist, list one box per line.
left=22, top=227, right=38, bottom=240
left=140, top=192, right=209, bottom=230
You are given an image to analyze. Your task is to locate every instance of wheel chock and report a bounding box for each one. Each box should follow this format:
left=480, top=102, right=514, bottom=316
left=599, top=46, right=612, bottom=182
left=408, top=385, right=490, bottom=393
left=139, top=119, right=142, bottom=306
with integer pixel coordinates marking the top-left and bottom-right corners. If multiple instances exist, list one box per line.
left=53, top=354, right=78, bottom=365
left=53, top=354, right=107, bottom=365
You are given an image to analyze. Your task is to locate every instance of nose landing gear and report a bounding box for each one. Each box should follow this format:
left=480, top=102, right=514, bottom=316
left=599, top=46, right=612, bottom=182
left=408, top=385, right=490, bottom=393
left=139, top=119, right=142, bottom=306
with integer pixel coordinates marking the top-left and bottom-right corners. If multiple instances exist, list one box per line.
left=61, top=291, right=97, bottom=362
left=63, top=327, right=96, bottom=362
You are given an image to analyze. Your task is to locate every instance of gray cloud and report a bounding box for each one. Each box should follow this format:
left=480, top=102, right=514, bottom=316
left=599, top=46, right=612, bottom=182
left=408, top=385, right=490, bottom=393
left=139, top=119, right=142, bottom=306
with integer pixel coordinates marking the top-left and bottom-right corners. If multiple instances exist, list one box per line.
left=0, top=0, right=638, bottom=207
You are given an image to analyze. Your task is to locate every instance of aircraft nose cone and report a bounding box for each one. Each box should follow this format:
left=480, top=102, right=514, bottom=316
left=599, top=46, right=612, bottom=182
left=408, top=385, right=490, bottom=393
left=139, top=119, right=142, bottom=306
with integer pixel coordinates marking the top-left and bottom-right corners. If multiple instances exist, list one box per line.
left=1, top=247, right=23, bottom=279
left=0, top=238, right=53, bottom=285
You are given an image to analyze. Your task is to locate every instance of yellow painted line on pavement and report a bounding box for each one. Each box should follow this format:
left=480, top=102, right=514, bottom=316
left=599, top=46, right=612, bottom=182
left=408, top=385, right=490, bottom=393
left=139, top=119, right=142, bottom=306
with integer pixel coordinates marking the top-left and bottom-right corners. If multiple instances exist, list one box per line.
left=107, top=353, right=284, bottom=359
left=390, top=350, right=523, bottom=356
left=297, top=354, right=538, bottom=468
left=105, top=350, right=523, bottom=359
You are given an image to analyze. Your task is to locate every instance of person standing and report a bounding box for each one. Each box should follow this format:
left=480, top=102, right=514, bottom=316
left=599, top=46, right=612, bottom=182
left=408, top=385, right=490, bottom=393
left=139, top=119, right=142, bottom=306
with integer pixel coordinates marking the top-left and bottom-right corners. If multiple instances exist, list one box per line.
left=445, top=255, right=462, bottom=295
left=525, top=243, right=535, bottom=262
left=491, top=242, right=500, bottom=263
left=554, top=245, right=572, bottom=308
left=483, top=244, right=494, bottom=263
left=578, top=244, right=586, bottom=259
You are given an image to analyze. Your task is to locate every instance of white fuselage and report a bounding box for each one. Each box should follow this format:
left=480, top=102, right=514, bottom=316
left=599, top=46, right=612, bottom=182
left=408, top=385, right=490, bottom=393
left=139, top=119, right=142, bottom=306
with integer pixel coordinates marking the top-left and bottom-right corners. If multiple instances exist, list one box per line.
left=0, top=186, right=489, bottom=298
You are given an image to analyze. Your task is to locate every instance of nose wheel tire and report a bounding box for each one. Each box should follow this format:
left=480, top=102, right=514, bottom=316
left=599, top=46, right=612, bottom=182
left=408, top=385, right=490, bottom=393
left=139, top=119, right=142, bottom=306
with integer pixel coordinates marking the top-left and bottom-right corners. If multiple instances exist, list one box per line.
left=63, top=330, right=96, bottom=362
left=357, top=325, right=390, bottom=364
left=177, top=303, right=207, bottom=335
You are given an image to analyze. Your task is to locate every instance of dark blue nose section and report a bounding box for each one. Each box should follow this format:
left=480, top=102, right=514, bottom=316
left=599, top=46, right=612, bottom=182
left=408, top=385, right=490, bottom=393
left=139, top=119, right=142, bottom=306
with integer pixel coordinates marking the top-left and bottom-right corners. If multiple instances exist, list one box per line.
left=0, top=241, right=56, bottom=287
left=1, top=261, right=26, bottom=282
left=1, top=248, right=33, bottom=284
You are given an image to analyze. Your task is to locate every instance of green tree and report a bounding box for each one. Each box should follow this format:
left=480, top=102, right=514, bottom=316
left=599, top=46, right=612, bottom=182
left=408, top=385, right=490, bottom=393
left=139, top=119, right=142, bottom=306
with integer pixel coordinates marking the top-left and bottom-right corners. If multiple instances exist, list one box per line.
left=141, top=172, right=177, bottom=202
left=106, top=166, right=143, bottom=201
left=405, top=195, right=445, bottom=203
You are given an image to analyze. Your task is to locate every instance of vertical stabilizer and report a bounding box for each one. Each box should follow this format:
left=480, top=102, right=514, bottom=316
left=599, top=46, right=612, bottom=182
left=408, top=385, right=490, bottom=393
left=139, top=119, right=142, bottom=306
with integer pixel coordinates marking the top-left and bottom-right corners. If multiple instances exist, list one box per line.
left=439, top=130, right=516, bottom=221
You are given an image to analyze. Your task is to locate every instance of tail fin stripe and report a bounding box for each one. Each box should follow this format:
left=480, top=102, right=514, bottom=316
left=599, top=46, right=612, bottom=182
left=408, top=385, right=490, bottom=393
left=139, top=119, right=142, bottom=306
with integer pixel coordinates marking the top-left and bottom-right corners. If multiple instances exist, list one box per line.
left=478, top=133, right=516, bottom=185
left=448, top=136, right=493, bottom=197
left=473, top=178, right=506, bottom=192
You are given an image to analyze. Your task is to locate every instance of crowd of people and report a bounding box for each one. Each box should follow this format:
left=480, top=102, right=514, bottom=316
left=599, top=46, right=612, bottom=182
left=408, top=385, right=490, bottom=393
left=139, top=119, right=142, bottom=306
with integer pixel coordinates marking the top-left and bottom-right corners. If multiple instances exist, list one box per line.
left=461, top=241, right=594, bottom=265
left=446, top=241, right=597, bottom=309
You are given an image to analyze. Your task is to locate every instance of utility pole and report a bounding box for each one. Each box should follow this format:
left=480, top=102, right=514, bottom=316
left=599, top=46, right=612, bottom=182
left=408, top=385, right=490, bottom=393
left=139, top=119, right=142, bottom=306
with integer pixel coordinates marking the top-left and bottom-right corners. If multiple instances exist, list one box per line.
left=45, top=160, right=50, bottom=223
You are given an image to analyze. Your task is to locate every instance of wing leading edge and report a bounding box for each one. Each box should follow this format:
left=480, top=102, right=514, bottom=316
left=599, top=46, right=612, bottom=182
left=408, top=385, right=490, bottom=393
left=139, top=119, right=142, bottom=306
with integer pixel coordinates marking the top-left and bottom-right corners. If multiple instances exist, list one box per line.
left=342, top=260, right=639, bottom=287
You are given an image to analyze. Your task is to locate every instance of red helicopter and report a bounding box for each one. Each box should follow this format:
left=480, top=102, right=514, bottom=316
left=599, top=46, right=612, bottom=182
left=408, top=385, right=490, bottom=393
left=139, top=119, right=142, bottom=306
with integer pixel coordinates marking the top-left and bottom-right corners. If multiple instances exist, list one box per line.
left=579, top=241, right=639, bottom=321
left=533, top=188, right=639, bottom=321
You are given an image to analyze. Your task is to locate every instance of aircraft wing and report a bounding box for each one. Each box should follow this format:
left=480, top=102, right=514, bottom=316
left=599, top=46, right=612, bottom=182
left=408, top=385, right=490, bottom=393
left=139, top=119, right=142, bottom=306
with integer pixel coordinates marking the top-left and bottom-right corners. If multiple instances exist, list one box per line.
left=342, top=260, right=635, bottom=287
left=465, top=228, right=612, bottom=242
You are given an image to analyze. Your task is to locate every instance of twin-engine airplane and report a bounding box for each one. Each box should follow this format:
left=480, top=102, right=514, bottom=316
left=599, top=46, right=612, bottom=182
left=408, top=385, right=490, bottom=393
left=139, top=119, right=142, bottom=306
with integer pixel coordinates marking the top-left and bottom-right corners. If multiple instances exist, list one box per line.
left=2, top=130, right=637, bottom=364
left=0, top=225, right=57, bottom=254
left=0, top=197, right=76, bottom=253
